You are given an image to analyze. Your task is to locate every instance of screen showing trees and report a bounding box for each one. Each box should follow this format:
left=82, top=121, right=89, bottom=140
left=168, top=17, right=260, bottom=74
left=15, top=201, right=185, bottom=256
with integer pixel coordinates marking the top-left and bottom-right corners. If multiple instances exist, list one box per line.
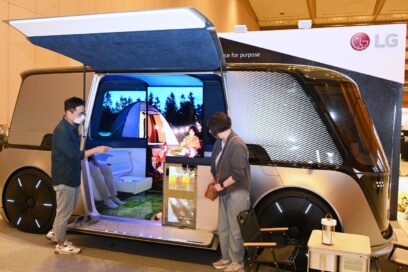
left=148, top=87, right=204, bottom=169
left=98, top=86, right=204, bottom=168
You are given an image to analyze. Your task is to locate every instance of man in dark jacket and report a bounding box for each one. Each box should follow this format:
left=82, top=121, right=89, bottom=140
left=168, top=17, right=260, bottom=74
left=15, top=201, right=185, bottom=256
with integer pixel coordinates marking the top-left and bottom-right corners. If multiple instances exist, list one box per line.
left=46, top=97, right=110, bottom=254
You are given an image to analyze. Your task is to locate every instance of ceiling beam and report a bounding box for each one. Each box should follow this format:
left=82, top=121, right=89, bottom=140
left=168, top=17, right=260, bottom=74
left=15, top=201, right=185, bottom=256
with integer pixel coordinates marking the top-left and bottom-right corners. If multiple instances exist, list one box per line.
left=306, top=0, right=316, bottom=23
left=238, top=0, right=259, bottom=23
left=373, top=0, right=387, bottom=21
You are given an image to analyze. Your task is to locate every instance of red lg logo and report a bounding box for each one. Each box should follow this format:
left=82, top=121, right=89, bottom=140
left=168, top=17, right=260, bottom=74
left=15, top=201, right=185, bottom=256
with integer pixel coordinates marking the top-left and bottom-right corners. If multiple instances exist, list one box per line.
left=350, top=33, right=370, bottom=51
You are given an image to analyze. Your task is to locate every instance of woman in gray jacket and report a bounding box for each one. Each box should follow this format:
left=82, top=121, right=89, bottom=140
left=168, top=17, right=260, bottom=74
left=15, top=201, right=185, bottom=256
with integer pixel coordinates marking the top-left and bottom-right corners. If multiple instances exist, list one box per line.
left=208, top=112, right=250, bottom=272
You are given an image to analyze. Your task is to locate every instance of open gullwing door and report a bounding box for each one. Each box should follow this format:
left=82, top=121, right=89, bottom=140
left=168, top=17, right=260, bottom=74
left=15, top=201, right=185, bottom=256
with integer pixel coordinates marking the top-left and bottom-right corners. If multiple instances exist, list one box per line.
left=9, top=7, right=225, bottom=72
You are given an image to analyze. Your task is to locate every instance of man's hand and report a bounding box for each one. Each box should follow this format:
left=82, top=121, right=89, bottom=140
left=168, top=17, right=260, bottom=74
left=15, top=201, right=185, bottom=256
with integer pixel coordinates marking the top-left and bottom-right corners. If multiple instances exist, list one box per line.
left=96, top=145, right=111, bottom=154
left=85, top=146, right=111, bottom=158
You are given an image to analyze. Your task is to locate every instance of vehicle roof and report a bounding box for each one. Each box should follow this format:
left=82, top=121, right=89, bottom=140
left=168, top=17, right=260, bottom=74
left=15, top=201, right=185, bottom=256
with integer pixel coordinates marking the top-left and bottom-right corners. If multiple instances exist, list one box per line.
left=20, top=66, right=94, bottom=80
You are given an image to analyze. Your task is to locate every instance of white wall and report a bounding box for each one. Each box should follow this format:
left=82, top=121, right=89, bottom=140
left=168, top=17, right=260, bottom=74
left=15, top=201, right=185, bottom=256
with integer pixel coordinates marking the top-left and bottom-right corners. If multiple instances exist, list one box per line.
left=0, top=0, right=259, bottom=127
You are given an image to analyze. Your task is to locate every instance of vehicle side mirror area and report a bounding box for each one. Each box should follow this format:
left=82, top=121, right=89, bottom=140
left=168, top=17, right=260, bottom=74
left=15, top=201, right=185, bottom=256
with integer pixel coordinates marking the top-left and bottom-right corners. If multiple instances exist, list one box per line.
left=247, top=144, right=271, bottom=164
left=41, top=133, right=53, bottom=149
left=0, top=126, right=8, bottom=151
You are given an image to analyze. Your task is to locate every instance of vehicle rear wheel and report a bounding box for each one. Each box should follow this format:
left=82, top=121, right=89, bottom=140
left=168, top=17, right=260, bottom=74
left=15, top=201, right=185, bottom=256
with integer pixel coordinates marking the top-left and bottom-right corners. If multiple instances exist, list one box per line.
left=2, top=168, right=56, bottom=233
left=255, top=189, right=341, bottom=270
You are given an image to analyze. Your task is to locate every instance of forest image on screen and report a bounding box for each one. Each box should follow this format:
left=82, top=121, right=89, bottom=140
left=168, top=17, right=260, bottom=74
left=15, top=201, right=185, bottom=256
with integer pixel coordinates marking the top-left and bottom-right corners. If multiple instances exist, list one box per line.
left=99, top=87, right=203, bottom=173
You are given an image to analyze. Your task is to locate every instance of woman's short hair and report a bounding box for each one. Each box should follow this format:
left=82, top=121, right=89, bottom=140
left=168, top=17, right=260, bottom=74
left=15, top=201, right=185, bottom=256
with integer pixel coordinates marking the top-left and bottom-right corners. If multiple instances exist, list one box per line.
left=207, top=112, right=231, bottom=135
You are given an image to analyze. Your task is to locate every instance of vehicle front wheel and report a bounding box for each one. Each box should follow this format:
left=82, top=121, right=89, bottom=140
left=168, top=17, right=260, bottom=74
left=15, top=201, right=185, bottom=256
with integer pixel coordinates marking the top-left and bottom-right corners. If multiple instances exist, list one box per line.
left=2, top=168, right=56, bottom=233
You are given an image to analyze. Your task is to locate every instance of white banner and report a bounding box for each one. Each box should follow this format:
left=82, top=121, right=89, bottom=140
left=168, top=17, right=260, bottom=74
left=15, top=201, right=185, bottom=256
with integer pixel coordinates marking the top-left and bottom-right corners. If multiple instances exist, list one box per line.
left=220, top=24, right=406, bottom=83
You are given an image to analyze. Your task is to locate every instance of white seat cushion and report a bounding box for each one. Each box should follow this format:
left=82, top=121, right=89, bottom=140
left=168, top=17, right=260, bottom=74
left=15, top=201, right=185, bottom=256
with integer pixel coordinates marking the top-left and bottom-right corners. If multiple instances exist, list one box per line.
left=94, top=150, right=133, bottom=178
left=93, top=149, right=151, bottom=196
left=116, top=176, right=153, bottom=194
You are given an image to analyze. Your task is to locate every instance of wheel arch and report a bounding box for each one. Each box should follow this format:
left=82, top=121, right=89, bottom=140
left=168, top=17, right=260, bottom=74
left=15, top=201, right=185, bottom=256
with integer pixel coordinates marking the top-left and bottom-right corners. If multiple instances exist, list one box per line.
left=252, top=186, right=344, bottom=232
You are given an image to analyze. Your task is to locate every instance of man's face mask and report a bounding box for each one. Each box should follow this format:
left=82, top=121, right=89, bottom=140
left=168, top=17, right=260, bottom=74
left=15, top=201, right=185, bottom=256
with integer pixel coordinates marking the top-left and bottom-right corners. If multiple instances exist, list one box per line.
left=74, top=114, right=85, bottom=125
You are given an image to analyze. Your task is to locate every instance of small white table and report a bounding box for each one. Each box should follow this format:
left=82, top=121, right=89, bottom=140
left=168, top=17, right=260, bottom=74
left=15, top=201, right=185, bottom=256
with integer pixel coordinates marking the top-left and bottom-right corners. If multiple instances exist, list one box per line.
left=307, top=230, right=371, bottom=272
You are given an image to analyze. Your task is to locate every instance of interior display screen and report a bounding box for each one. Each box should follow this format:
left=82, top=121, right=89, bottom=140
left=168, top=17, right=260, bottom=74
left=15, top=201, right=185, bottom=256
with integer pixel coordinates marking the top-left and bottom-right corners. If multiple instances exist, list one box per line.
left=147, top=86, right=204, bottom=167
left=98, top=90, right=146, bottom=138
left=98, top=86, right=204, bottom=174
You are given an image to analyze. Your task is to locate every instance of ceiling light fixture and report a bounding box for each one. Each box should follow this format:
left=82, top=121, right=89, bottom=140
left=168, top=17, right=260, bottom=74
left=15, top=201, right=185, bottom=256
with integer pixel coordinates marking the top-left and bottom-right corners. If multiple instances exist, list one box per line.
left=298, top=19, right=312, bottom=29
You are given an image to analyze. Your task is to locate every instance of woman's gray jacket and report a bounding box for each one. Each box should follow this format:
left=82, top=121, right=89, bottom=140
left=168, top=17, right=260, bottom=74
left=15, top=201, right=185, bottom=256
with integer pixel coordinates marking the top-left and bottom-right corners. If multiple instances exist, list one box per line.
left=210, top=130, right=250, bottom=196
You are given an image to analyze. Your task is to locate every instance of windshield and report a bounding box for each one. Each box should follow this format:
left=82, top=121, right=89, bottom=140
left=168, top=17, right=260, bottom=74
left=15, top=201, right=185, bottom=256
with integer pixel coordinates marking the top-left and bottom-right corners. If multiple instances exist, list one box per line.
left=301, top=68, right=389, bottom=173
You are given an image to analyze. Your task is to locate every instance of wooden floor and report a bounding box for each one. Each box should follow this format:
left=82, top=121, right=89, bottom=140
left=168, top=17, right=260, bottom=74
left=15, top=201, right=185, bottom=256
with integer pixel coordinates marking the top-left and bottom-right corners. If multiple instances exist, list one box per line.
left=0, top=199, right=408, bottom=271
left=0, top=216, right=217, bottom=272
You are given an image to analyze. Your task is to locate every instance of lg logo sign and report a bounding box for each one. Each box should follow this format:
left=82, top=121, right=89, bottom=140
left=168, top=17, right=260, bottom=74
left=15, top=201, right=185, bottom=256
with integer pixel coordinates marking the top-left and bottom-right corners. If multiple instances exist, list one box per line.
left=350, top=33, right=370, bottom=50
left=350, top=32, right=398, bottom=51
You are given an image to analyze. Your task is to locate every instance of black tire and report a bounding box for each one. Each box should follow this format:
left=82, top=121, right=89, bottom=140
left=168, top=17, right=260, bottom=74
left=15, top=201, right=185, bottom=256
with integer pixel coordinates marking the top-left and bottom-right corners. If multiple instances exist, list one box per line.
left=2, top=168, right=56, bottom=233
left=255, top=189, right=342, bottom=269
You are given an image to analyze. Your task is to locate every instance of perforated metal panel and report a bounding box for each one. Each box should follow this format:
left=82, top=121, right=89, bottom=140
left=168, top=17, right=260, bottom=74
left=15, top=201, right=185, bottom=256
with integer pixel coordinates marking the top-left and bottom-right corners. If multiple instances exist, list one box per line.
left=226, top=71, right=342, bottom=166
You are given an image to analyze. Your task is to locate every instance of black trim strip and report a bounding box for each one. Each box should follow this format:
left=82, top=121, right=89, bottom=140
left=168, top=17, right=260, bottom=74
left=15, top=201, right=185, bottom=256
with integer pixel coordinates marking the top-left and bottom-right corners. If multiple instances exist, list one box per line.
left=5, top=143, right=51, bottom=151
left=165, top=156, right=211, bottom=166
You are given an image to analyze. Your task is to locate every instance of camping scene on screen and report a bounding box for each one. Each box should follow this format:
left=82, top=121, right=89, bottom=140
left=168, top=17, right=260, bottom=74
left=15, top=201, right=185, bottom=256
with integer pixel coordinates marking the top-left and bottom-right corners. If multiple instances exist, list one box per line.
left=98, top=87, right=204, bottom=170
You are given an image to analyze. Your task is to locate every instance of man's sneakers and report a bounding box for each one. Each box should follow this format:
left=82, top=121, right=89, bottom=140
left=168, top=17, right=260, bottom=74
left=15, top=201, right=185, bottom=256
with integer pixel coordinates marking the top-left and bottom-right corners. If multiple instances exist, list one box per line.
left=46, top=230, right=58, bottom=243
left=47, top=230, right=81, bottom=254
left=212, top=258, right=231, bottom=270
left=54, top=241, right=81, bottom=254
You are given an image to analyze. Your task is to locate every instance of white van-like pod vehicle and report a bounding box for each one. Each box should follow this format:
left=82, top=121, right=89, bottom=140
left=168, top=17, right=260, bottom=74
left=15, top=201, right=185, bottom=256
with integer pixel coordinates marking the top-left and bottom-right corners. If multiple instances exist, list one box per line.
left=1, top=7, right=393, bottom=265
